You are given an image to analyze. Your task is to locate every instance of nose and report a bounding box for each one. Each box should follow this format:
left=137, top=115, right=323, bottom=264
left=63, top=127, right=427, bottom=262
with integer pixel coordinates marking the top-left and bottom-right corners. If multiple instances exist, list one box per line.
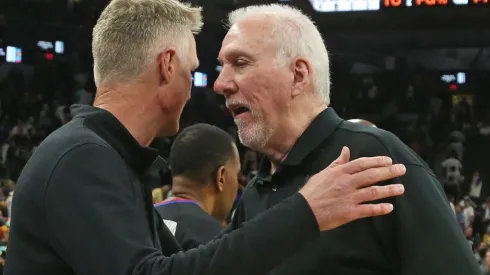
left=214, top=67, right=237, bottom=97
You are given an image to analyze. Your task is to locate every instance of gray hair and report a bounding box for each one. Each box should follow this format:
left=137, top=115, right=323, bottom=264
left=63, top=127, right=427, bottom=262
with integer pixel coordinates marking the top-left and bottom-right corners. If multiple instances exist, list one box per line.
left=92, top=0, right=203, bottom=86
left=228, top=4, right=330, bottom=104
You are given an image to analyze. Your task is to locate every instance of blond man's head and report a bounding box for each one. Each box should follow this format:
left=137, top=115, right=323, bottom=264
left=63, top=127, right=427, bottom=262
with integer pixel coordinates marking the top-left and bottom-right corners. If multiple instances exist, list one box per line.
left=92, top=0, right=203, bottom=86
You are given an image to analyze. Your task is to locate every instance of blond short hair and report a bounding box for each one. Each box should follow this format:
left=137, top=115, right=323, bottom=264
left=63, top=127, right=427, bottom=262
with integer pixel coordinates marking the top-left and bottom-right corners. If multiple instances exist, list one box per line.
left=92, top=0, right=203, bottom=86
left=228, top=4, right=330, bottom=105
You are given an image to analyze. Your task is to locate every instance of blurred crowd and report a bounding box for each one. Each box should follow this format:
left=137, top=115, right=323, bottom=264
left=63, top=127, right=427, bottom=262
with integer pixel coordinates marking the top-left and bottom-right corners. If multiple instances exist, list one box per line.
left=0, top=63, right=489, bottom=272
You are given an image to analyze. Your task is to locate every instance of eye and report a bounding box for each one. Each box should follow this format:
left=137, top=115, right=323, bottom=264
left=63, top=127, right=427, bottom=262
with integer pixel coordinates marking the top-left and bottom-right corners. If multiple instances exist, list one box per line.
left=233, top=59, right=247, bottom=68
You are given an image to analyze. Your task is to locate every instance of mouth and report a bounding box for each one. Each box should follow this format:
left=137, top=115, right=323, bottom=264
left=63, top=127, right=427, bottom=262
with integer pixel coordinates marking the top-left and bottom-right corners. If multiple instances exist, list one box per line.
left=228, top=104, right=251, bottom=118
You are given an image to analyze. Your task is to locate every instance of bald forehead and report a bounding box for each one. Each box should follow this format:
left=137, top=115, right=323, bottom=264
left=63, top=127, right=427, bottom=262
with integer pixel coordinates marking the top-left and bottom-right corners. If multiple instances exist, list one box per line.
left=227, top=16, right=274, bottom=41
left=219, top=16, right=277, bottom=61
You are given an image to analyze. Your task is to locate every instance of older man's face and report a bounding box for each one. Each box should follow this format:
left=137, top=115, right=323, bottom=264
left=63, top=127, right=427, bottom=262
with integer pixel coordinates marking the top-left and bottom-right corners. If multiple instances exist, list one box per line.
left=214, top=17, right=293, bottom=151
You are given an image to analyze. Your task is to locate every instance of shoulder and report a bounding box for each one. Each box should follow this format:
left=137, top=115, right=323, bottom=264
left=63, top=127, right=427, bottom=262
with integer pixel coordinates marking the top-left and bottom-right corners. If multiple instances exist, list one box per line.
left=336, top=121, right=425, bottom=167
left=42, top=118, right=111, bottom=152
left=156, top=203, right=182, bottom=222
left=17, top=119, right=120, bottom=189
left=30, top=118, right=113, bottom=167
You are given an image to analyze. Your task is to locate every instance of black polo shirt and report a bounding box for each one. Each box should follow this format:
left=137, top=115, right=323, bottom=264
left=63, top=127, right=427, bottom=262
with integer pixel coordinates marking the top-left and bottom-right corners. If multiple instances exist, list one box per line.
left=156, top=199, right=223, bottom=250
left=230, top=107, right=480, bottom=275
left=5, top=104, right=321, bottom=275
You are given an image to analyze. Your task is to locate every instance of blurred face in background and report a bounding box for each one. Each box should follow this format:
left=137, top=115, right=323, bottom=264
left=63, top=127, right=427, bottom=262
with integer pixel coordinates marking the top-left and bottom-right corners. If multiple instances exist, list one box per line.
left=473, top=172, right=480, bottom=183
left=455, top=205, right=462, bottom=213
left=214, top=17, right=293, bottom=151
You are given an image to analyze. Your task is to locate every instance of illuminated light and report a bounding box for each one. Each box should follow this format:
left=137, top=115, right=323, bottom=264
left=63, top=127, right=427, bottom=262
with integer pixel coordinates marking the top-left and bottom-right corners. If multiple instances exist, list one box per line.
left=456, top=72, right=466, bottom=84
left=416, top=0, right=448, bottom=5
left=6, top=46, right=22, bottom=63
left=45, top=53, right=54, bottom=60
left=449, top=83, right=457, bottom=91
left=55, top=41, right=64, bottom=54
left=37, top=41, right=54, bottom=50
left=309, top=0, right=380, bottom=12
left=441, top=74, right=456, bottom=83
left=385, top=0, right=402, bottom=6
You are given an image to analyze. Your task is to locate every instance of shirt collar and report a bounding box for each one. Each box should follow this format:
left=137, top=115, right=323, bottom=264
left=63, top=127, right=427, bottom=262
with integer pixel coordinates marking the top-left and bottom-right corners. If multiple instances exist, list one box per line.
left=257, top=107, right=343, bottom=178
left=70, top=104, right=166, bottom=175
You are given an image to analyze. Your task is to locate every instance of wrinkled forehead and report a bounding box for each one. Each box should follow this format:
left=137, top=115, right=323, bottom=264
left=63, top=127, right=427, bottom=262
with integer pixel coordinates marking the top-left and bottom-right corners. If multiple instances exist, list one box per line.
left=219, top=17, right=277, bottom=61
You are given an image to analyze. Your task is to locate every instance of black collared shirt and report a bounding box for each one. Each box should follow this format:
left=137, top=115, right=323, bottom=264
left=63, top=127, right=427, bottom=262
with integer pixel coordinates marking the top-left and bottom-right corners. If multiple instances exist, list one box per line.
left=230, top=107, right=480, bottom=275
left=5, top=104, right=321, bottom=275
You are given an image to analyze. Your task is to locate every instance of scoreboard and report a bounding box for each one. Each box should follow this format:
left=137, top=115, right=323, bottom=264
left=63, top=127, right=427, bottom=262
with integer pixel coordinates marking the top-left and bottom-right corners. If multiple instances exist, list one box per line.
left=309, top=0, right=490, bottom=12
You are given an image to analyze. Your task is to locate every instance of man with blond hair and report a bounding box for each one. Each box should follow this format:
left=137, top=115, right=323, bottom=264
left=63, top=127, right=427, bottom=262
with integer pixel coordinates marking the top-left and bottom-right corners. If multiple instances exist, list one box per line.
left=215, top=3, right=480, bottom=275
left=4, top=0, right=407, bottom=274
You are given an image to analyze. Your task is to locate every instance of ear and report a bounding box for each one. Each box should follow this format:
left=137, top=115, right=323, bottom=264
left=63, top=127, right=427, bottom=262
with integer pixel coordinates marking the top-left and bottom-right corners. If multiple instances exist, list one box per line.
left=159, top=48, right=177, bottom=85
left=214, top=166, right=226, bottom=192
left=290, top=57, right=311, bottom=98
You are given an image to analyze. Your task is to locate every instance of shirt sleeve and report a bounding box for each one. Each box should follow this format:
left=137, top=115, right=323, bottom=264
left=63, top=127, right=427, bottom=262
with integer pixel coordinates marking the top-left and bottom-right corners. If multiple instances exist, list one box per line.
left=46, top=143, right=320, bottom=275
left=395, top=164, right=481, bottom=275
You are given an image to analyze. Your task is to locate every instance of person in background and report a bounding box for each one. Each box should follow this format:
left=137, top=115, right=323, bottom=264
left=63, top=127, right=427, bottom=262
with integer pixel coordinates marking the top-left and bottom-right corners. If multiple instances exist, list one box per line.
left=5, top=191, right=13, bottom=219
left=161, top=184, right=171, bottom=199
left=448, top=129, right=465, bottom=162
left=152, top=188, right=164, bottom=204
left=465, top=225, right=478, bottom=250
left=482, top=250, right=490, bottom=275
left=442, top=150, right=463, bottom=200
left=448, top=194, right=456, bottom=215
left=456, top=205, right=466, bottom=231
left=470, top=171, right=483, bottom=203
left=481, top=198, right=490, bottom=235
left=462, top=196, right=476, bottom=228
left=156, top=123, right=240, bottom=250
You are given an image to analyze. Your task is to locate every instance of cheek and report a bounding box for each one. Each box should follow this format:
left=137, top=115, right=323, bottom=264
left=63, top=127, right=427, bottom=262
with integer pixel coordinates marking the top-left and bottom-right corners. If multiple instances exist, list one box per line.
left=238, top=73, right=273, bottom=109
left=175, top=74, right=192, bottom=105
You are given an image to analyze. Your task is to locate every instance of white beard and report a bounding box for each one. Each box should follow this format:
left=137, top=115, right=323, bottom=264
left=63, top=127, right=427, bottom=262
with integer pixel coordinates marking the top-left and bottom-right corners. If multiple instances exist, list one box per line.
left=235, top=116, right=273, bottom=150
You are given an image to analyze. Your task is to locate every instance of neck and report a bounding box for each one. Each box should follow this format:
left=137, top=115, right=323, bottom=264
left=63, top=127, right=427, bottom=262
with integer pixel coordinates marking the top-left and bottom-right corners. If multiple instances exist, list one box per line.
left=93, top=83, right=160, bottom=146
left=262, top=102, right=328, bottom=163
left=171, top=176, right=215, bottom=216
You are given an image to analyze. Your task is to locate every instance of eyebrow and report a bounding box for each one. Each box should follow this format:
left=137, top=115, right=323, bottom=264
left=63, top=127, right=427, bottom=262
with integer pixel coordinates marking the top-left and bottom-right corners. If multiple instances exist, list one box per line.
left=217, top=48, right=254, bottom=65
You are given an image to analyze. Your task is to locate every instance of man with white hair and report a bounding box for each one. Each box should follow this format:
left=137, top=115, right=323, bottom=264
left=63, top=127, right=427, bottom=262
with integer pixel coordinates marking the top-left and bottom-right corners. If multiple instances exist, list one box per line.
left=215, top=4, right=480, bottom=275
left=4, top=1, right=407, bottom=275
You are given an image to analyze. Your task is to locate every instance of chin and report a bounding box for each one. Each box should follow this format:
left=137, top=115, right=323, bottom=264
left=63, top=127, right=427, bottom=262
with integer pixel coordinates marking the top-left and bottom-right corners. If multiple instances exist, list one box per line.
left=237, top=125, right=273, bottom=151
left=238, top=132, right=265, bottom=151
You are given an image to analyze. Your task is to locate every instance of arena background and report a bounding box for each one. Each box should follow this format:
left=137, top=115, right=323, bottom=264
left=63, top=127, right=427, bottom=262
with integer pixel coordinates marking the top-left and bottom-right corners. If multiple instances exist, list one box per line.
left=0, top=0, right=490, bottom=272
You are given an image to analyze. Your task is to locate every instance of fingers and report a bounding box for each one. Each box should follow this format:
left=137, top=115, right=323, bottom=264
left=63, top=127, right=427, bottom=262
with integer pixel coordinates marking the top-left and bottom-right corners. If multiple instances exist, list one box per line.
left=354, top=184, right=405, bottom=203
left=351, top=203, right=395, bottom=220
left=328, top=146, right=350, bottom=169
left=351, top=164, right=406, bottom=188
left=339, top=146, right=350, bottom=164
left=341, top=156, right=393, bottom=174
